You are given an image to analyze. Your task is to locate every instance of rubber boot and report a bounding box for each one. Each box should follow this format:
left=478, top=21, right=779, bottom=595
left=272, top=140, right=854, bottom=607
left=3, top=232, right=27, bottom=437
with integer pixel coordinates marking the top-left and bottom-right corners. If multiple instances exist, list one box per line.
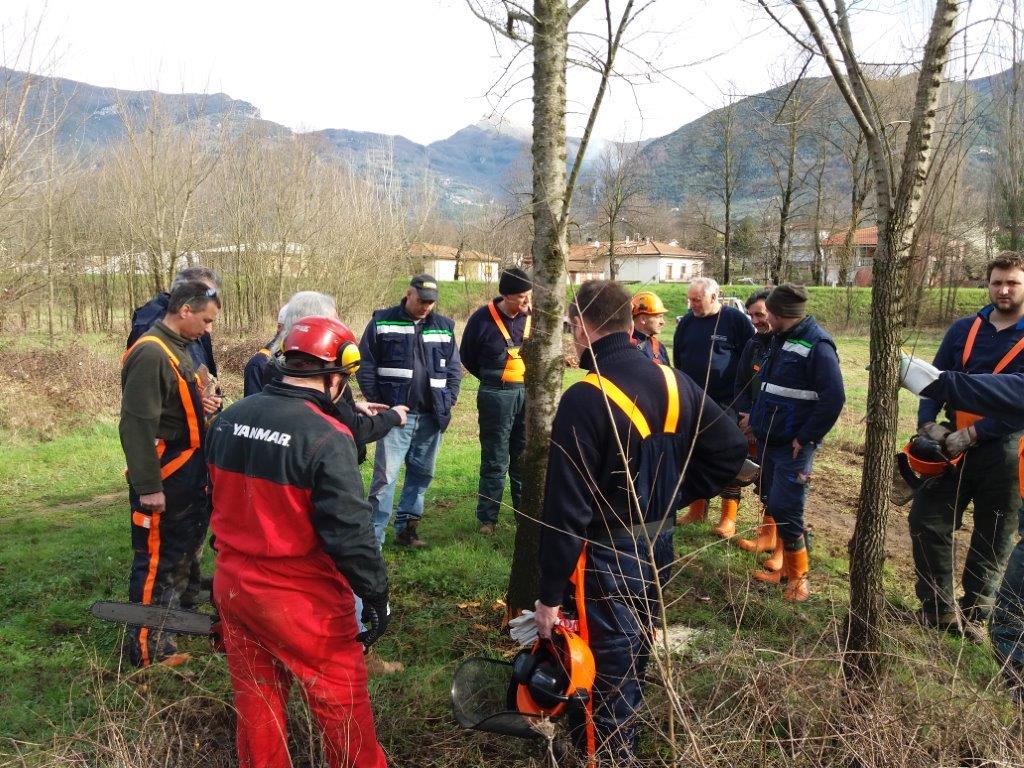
left=677, top=499, right=708, bottom=526
left=712, top=498, right=739, bottom=538
left=782, top=548, right=810, bottom=602
left=753, top=535, right=785, bottom=584
left=738, top=514, right=777, bottom=553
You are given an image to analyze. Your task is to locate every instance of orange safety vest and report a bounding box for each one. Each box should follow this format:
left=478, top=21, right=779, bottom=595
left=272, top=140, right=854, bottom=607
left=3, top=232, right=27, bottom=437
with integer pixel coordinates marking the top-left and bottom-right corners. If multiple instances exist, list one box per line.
left=121, top=335, right=204, bottom=482
left=487, top=302, right=531, bottom=384
left=955, top=316, right=1024, bottom=430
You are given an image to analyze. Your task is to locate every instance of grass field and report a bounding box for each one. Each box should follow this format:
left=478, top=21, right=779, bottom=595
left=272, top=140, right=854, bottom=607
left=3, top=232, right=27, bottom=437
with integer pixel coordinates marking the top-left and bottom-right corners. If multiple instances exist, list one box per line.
left=2, top=330, right=1021, bottom=766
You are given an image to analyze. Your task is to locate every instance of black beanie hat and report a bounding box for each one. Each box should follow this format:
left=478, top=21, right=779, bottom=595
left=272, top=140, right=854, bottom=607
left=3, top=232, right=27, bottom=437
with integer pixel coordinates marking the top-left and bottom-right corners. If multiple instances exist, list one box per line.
left=766, top=283, right=808, bottom=318
left=499, top=267, right=532, bottom=296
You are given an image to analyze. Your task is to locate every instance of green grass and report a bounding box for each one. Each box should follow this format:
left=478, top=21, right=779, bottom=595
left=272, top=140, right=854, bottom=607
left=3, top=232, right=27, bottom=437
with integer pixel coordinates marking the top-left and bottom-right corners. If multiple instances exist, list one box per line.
left=0, top=337, right=1011, bottom=765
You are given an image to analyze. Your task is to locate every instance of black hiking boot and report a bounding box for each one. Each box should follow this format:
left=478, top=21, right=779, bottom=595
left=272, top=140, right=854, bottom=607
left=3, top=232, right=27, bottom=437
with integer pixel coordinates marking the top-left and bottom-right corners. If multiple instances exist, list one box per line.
left=397, top=521, right=427, bottom=548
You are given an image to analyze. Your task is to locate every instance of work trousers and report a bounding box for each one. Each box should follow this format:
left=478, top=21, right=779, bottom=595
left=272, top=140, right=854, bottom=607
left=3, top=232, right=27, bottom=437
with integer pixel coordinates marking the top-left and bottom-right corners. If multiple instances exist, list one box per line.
left=215, top=550, right=386, bottom=768
left=368, top=412, right=442, bottom=545
left=567, top=531, right=674, bottom=763
left=908, top=434, right=1021, bottom=619
left=991, top=505, right=1024, bottom=688
left=475, top=383, right=526, bottom=524
left=758, top=441, right=817, bottom=545
left=125, top=459, right=209, bottom=666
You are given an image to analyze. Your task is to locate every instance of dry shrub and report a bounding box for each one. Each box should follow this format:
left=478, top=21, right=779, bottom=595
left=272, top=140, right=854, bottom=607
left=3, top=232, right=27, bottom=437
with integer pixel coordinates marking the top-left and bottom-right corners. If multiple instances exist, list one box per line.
left=1, top=343, right=122, bottom=439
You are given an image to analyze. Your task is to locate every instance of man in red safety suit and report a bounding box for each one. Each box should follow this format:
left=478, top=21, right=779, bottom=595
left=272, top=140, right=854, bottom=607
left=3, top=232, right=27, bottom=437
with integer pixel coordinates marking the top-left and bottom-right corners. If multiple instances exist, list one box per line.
left=206, top=315, right=394, bottom=768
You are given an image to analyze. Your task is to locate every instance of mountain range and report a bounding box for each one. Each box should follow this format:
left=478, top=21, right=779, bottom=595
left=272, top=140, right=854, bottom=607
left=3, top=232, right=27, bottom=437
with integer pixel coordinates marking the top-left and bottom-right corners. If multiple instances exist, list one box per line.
left=1, top=65, right=1009, bottom=213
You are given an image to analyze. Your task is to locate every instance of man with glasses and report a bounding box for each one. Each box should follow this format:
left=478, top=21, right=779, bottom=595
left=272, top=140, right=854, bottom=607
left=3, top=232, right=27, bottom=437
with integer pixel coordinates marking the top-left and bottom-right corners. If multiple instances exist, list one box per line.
left=120, top=281, right=222, bottom=666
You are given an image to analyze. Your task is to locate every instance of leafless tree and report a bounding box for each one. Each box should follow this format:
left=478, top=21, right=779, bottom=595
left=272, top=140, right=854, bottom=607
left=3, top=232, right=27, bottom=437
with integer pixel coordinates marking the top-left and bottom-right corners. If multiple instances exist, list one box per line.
left=584, top=139, right=649, bottom=277
left=758, top=0, right=963, bottom=680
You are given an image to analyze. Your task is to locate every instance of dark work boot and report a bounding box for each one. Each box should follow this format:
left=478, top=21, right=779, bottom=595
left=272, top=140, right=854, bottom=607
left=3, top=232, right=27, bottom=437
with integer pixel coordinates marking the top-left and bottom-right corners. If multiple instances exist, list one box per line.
left=397, top=521, right=427, bottom=548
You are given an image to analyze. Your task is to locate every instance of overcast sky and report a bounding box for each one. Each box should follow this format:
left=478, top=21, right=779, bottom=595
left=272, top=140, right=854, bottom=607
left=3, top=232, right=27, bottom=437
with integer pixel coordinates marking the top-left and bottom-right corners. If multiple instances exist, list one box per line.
left=0, top=1, right=1010, bottom=145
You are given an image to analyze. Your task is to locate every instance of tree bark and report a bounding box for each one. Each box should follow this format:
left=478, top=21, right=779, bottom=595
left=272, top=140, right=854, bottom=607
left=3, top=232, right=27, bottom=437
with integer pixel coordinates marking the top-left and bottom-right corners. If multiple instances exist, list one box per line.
left=843, top=0, right=961, bottom=681
left=506, top=0, right=569, bottom=616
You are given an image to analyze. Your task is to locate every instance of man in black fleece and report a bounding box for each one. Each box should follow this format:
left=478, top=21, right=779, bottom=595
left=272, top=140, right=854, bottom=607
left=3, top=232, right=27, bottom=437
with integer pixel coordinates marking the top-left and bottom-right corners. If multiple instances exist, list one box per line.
left=534, top=280, right=748, bottom=763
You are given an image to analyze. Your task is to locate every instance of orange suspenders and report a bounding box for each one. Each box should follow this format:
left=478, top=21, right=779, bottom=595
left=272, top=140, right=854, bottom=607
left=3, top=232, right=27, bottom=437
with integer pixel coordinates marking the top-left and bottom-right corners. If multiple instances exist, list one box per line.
left=956, top=316, right=1024, bottom=430
left=487, top=302, right=531, bottom=384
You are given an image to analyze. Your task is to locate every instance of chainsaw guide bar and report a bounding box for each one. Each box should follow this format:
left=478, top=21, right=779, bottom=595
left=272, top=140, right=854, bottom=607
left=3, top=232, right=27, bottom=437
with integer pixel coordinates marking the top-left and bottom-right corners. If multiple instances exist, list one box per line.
left=90, top=601, right=216, bottom=636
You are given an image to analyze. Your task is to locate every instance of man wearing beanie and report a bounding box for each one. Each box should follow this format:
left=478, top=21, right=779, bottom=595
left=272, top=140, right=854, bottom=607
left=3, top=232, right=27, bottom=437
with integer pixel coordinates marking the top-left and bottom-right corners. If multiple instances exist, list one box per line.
left=459, top=267, right=533, bottom=534
left=673, top=276, right=755, bottom=538
left=748, top=283, right=845, bottom=600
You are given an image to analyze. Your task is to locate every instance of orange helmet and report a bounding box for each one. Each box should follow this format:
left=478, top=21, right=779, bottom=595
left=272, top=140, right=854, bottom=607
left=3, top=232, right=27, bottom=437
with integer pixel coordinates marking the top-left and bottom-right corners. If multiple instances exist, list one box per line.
left=632, top=291, right=667, bottom=317
left=512, top=625, right=595, bottom=718
left=901, top=436, right=961, bottom=477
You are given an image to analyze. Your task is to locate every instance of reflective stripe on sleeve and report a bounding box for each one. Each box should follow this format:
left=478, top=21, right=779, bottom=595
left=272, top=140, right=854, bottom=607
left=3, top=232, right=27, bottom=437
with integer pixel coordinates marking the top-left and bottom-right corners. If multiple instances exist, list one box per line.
left=429, top=378, right=447, bottom=388
left=762, top=382, right=819, bottom=401
left=378, top=367, right=414, bottom=379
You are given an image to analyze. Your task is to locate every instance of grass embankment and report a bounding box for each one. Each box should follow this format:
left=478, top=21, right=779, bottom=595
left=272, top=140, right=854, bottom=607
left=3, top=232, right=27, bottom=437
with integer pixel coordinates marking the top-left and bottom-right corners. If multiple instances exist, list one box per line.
left=2, top=331, right=1022, bottom=766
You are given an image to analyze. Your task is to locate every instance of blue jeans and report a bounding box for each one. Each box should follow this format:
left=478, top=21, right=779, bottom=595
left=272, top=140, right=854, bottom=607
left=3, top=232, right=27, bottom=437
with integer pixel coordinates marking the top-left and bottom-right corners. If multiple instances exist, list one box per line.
left=759, top=441, right=817, bottom=545
left=368, top=412, right=442, bottom=546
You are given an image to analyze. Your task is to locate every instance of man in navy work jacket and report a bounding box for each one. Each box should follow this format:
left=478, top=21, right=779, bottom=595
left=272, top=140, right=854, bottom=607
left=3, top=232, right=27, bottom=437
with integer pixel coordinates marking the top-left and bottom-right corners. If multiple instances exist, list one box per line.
left=673, top=276, right=755, bottom=538
left=748, top=283, right=845, bottom=601
left=901, top=352, right=1024, bottom=693
left=459, top=267, right=532, bottom=535
left=909, top=252, right=1024, bottom=637
left=534, top=280, right=748, bottom=763
left=358, top=274, right=462, bottom=548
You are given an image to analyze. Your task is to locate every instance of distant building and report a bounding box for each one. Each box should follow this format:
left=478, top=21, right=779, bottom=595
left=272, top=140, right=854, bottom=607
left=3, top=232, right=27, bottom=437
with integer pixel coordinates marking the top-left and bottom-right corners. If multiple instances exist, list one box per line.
left=568, top=237, right=710, bottom=285
left=407, top=242, right=501, bottom=282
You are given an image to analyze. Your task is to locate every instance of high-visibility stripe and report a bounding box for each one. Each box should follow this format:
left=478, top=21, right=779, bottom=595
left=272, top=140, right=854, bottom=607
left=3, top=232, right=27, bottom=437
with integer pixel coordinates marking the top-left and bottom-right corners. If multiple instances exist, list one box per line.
left=658, top=364, right=680, bottom=434
left=377, top=367, right=414, bottom=378
left=762, top=382, right=819, bottom=401
left=995, top=336, right=1024, bottom=373
left=258, top=347, right=271, bottom=359
left=569, top=546, right=595, bottom=766
left=421, top=335, right=451, bottom=343
left=421, top=329, right=453, bottom=338
left=487, top=301, right=513, bottom=343
left=132, top=511, right=151, bottom=529
left=138, top=507, right=163, bottom=667
left=782, top=340, right=812, bottom=358
left=524, top=314, right=532, bottom=340
left=377, top=323, right=415, bottom=334
left=583, top=373, right=651, bottom=438
left=429, top=378, right=447, bottom=388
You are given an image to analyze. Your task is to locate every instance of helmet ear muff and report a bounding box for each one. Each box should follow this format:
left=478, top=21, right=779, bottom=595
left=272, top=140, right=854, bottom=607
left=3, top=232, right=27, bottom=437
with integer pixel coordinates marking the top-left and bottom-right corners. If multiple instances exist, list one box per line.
left=337, top=340, right=361, bottom=376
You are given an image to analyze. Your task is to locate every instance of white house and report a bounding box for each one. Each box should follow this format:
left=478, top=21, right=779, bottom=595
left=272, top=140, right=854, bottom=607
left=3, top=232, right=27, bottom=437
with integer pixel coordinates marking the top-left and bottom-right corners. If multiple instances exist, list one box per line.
left=570, top=238, right=710, bottom=284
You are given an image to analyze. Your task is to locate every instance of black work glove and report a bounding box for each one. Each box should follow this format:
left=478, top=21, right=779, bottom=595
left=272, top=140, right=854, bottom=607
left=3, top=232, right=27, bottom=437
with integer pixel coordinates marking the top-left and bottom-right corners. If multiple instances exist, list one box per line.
left=357, top=595, right=391, bottom=650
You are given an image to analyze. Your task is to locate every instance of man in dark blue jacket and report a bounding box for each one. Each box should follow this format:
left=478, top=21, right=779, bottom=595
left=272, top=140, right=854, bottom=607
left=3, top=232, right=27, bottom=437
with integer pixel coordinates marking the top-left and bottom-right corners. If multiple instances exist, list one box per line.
left=748, top=284, right=845, bottom=601
left=673, top=276, right=755, bottom=537
left=534, top=279, right=748, bottom=762
left=909, top=253, right=1024, bottom=633
left=459, top=267, right=532, bottom=535
left=128, top=266, right=220, bottom=378
left=358, top=275, right=462, bottom=548
left=901, top=355, right=1024, bottom=695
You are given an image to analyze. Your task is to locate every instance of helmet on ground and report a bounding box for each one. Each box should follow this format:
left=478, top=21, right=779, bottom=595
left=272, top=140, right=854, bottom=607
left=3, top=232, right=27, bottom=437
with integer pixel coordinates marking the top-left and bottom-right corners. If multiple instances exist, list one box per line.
left=632, top=291, right=667, bottom=316
left=512, top=625, right=595, bottom=718
left=281, top=315, right=360, bottom=376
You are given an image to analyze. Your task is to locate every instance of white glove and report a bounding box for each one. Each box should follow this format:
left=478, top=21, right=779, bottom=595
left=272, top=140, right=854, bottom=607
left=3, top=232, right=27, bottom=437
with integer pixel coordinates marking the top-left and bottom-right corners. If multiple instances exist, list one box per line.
left=900, top=352, right=940, bottom=396
left=508, top=610, right=538, bottom=648
left=945, top=426, right=977, bottom=456
left=918, top=421, right=951, bottom=443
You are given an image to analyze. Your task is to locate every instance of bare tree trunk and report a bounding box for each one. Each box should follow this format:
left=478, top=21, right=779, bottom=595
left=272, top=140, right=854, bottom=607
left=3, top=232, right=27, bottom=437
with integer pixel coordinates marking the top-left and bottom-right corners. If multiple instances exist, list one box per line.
left=843, top=0, right=961, bottom=680
left=506, top=0, right=569, bottom=615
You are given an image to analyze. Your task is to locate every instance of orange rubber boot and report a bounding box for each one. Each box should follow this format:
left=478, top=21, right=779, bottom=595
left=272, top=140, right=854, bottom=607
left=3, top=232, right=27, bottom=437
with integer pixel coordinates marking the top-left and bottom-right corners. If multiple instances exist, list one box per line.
left=712, top=498, right=739, bottom=538
left=783, top=548, right=810, bottom=602
left=677, top=499, right=708, bottom=526
left=753, top=535, right=785, bottom=584
left=738, top=514, right=777, bottom=553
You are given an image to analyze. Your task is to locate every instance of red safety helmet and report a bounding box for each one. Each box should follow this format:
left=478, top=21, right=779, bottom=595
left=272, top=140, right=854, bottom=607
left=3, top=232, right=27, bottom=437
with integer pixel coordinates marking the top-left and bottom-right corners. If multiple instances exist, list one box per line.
left=281, top=315, right=361, bottom=376
left=512, top=625, right=595, bottom=719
